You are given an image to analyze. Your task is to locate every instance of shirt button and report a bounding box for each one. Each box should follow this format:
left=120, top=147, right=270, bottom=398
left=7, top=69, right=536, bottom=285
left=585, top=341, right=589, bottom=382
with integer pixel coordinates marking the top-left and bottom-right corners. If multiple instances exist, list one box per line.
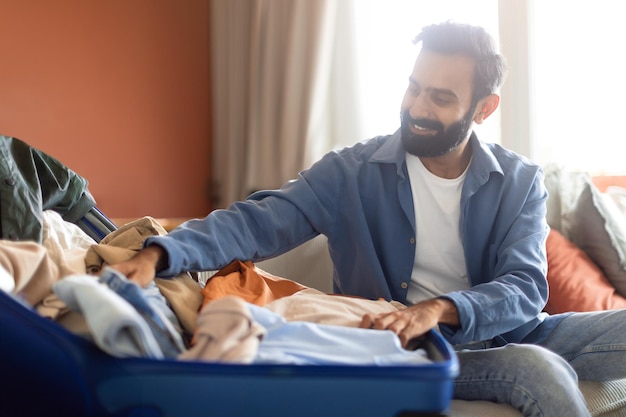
left=409, top=237, right=415, bottom=244
left=5, top=178, right=15, bottom=186
left=401, top=282, right=408, bottom=289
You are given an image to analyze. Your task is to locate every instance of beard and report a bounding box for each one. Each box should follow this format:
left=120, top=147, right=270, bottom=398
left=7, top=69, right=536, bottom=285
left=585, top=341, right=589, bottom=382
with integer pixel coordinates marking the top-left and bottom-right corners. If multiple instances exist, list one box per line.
left=400, top=105, right=476, bottom=157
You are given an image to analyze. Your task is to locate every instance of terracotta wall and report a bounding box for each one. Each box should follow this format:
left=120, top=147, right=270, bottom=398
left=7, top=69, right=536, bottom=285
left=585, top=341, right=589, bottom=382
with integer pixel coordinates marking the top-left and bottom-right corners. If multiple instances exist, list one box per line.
left=0, top=0, right=212, bottom=220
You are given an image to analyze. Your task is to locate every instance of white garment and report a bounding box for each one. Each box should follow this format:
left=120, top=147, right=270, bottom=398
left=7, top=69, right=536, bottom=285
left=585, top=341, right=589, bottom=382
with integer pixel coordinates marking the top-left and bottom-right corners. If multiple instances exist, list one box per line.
left=0, top=263, right=14, bottom=293
left=41, top=210, right=95, bottom=276
left=405, top=154, right=470, bottom=304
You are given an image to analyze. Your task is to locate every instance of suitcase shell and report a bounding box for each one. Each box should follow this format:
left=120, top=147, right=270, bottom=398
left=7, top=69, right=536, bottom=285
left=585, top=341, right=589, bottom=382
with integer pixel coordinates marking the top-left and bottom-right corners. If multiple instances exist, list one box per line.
left=0, top=290, right=459, bottom=417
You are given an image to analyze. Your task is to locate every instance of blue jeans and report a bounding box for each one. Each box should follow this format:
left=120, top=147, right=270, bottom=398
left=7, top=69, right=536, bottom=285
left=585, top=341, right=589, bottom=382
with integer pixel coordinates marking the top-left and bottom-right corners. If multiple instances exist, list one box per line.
left=99, top=267, right=186, bottom=358
left=453, top=310, right=626, bottom=417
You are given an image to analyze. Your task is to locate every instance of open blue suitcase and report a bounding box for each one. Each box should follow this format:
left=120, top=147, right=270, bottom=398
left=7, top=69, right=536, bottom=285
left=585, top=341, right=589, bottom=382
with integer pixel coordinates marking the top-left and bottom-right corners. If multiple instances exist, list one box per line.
left=0, top=285, right=459, bottom=417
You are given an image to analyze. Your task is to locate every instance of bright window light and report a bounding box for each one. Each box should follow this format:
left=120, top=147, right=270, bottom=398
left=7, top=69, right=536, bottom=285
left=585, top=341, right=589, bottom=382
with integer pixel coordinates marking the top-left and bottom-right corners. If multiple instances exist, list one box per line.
left=531, top=1, right=626, bottom=174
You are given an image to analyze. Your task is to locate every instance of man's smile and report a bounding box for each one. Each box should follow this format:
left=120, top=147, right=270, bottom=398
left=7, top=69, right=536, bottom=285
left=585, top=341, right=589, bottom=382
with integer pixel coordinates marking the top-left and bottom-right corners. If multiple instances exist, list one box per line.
left=411, top=122, right=438, bottom=136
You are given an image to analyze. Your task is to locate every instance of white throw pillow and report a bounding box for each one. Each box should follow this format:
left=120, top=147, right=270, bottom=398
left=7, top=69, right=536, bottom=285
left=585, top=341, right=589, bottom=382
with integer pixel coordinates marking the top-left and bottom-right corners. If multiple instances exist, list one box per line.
left=567, top=179, right=626, bottom=297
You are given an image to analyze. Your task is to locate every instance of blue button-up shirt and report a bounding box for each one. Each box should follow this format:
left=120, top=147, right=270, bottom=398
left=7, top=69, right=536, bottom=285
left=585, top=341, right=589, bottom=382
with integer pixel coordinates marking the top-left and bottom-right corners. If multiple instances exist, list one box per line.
left=147, top=130, right=554, bottom=345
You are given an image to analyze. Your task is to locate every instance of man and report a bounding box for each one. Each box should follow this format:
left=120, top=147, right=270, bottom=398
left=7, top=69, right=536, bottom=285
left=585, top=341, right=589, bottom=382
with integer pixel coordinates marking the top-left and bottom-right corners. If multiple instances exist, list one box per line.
left=112, top=22, right=626, bottom=416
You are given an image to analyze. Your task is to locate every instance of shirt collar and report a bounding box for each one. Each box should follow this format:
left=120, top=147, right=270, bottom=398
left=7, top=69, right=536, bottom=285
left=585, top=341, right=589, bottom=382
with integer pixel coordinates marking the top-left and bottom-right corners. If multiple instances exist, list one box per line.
left=369, top=128, right=406, bottom=176
left=368, top=129, right=504, bottom=183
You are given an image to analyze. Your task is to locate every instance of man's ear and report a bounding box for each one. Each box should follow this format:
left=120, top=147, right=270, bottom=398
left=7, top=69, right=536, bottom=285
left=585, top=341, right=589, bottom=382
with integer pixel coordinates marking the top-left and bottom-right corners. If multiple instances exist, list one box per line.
left=473, top=94, right=500, bottom=124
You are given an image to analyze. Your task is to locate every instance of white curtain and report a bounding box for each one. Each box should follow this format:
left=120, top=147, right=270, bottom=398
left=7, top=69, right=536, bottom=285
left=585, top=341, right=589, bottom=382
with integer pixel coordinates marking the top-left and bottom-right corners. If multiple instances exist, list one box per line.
left=210, top=0, right=626, bottom=210
left=209, top=0, right=341, bottom=207
left=209, top=0, right=507, bottom=208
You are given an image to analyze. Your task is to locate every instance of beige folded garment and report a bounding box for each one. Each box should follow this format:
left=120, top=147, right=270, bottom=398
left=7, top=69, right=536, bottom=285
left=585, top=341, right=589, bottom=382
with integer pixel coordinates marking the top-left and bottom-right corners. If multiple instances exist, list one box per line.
left=0, top=240, right=61, bottom=306
left=264, top=288, right=406, bottom=327
left=179, top=295, right=265, bottom=363
left=84, top=216, right=203, bottom=335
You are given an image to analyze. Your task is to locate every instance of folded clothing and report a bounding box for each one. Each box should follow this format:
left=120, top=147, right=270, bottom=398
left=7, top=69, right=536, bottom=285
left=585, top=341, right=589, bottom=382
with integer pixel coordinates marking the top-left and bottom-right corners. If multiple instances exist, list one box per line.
left=264, top=288, right=406, bottom=327
left=183, top=295, right=431, bottom=366
left=53, top=267, right=185, bottom=359
left=179, top=295, right=266, bottom=364
left=201, top=260, right=308, bottom=307
left=99, top=267, right=186, bottom=356
left=249, top=301, right=431, bottom=366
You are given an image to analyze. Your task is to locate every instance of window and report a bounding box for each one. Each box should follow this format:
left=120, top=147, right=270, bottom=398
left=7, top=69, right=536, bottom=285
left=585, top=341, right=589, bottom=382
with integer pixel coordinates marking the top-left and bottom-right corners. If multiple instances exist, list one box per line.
left=530, top=0, right=626, bottom=174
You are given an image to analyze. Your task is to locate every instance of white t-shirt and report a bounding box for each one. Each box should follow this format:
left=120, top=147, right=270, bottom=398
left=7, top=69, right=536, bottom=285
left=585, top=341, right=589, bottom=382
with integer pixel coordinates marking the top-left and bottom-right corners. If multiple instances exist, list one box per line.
left=405, top=153, right=470, bottom=304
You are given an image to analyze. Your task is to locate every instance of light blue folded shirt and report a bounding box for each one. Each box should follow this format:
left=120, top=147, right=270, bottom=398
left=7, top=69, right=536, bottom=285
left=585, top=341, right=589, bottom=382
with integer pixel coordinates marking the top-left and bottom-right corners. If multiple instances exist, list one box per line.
left=248, top=303, right=431, bottom=366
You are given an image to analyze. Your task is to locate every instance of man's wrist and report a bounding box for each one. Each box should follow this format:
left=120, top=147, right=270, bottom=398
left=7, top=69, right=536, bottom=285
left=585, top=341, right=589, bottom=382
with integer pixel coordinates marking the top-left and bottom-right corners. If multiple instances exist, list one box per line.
left=434, top=298, right=460, bottom=326
left=142, top=245, right=169, bottom=273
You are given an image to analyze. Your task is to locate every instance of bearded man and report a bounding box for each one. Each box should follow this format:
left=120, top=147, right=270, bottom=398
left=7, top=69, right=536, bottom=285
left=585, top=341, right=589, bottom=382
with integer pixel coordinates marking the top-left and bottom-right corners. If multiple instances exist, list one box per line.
left=112, top=21, right=626, bottom=417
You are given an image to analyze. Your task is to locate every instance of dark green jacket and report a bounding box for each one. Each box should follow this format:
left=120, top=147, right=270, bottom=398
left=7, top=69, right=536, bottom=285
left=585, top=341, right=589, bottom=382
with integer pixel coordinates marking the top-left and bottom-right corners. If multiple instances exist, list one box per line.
left=0, top=135, right=96, bottom=243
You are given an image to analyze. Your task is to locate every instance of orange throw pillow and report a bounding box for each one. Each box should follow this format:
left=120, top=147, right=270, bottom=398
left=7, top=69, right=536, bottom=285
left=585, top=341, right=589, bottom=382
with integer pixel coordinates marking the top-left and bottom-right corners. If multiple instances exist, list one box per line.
left=545, top=228, right=626, bottom=313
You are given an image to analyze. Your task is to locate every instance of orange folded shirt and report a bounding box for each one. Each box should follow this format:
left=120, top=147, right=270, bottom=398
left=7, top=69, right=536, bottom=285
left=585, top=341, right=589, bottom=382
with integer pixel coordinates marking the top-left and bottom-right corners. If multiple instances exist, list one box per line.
left=201, top=260, right=309, bottom=308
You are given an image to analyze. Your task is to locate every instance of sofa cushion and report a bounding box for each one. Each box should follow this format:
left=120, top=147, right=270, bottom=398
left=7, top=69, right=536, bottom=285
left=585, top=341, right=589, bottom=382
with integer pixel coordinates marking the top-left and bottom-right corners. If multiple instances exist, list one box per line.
left=542, top=164, right=589, bottom=234
left=450, top=379, right=626, bottom=417
left=545, top=228, right=626, bottom=314
left=567, top=179, right=626, bottom=297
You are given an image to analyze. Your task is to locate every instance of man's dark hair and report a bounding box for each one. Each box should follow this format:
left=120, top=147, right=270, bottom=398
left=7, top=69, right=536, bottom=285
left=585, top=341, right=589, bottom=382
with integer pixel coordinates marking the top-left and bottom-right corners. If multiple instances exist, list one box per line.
left=413, top=21, right=507, bottom=102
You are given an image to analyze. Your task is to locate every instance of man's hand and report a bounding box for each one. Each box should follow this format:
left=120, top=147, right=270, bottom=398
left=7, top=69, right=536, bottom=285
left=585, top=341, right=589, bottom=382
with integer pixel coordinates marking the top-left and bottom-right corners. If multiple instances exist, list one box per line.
left=359, top=298, right=459, bottom=348
left=109, top=245, right=167, bottom=288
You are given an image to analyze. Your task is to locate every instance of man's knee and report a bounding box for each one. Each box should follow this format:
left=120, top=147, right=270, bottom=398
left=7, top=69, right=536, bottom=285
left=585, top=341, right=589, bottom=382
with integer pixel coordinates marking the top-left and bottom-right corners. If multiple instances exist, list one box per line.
left=456, top=343, right=584, bottom=410
left=458, top=343, right=578, bottom=386
left=504, top=344, right=578, bottom=382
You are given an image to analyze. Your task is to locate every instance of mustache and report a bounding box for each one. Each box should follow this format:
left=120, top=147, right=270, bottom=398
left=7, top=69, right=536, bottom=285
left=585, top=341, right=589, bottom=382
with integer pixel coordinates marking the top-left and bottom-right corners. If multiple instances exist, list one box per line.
left=400, top=112, right=444, bottom=133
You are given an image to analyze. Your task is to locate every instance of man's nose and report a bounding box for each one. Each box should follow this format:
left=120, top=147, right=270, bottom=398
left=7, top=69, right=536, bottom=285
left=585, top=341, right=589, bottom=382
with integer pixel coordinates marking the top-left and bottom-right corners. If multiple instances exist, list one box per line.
left=408, top=94, right=433, bottom=120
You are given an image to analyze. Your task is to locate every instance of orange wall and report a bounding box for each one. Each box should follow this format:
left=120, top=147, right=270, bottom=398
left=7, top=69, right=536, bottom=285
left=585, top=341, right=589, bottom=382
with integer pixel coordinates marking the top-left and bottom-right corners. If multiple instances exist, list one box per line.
left=0, top=0, right=212, bottom=219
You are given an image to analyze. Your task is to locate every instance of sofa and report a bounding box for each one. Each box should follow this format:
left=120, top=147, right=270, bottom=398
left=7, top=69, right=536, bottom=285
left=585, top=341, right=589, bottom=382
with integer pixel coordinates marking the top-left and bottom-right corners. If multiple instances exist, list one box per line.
left=255, top=165, right=626, bottom=417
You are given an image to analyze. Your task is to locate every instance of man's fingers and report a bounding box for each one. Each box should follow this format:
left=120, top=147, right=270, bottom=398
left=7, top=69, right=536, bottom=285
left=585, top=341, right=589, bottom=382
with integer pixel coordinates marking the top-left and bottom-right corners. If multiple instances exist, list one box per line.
left=360, top=310, right=431, bottom=348
left=361, top=301, right=452, bottom=348
left=359, top=314, right=375, bottom=328
left=362, top=311, right=405, bottom=331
